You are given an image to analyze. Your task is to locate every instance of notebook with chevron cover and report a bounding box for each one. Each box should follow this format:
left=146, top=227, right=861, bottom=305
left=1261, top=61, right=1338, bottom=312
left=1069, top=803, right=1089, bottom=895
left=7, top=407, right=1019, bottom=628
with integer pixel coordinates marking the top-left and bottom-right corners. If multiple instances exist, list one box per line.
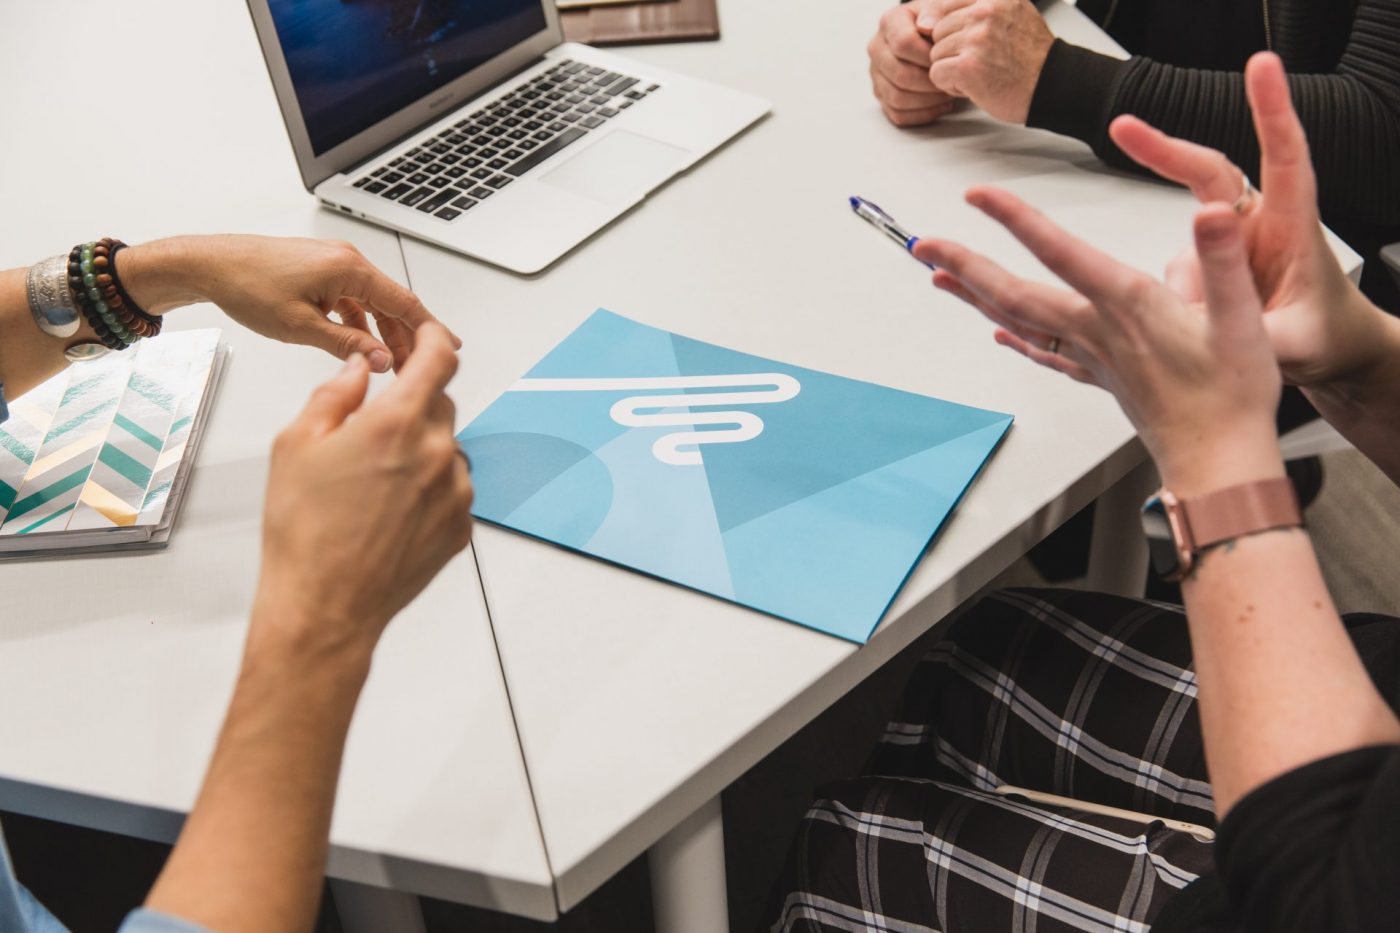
left=457, top=310, right=1012, bottom=643
left=0, top=329, right=226, bottom=557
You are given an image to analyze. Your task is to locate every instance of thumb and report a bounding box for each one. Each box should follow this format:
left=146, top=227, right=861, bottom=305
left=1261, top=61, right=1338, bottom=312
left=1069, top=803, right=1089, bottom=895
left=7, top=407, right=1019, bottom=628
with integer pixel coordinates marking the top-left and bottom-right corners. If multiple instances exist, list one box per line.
left=295, top=353, right=371, bottom=436
left=1193, top=204, right=1263, bottom=330
left=304, top=313, right=394, bottom=374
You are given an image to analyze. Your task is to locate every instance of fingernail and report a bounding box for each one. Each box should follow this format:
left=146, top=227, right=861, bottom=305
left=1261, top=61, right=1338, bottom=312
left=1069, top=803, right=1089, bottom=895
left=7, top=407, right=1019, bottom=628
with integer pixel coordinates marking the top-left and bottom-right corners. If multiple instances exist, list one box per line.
left=344, top=352, right=367, bottom=373
left=917, top=14, right=935, bottom=28
left=368, top=349, right=392, bottom=372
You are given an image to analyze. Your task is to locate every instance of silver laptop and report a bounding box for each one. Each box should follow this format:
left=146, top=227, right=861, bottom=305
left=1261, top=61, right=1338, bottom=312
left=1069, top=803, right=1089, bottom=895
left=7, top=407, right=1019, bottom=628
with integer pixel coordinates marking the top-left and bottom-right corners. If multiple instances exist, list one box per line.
left=245, top=0, right=770, bottom=274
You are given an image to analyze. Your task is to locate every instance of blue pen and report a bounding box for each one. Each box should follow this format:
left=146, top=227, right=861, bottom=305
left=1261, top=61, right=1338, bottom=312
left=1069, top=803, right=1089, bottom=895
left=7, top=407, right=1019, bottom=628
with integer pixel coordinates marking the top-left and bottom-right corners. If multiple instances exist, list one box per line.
left=849, top=196, right=938, bottom=270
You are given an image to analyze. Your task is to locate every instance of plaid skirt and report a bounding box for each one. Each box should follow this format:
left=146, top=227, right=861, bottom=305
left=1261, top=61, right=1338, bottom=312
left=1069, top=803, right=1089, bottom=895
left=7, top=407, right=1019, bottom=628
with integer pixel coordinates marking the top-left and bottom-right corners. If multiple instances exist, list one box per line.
left=766, top=588, right=1219, bottom=933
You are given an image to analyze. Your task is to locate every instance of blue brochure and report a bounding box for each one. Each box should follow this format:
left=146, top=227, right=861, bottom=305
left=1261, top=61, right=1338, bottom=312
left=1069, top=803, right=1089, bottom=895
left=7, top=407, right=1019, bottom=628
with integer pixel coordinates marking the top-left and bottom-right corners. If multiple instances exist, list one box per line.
left=458, top=310, right=1013, bottom=643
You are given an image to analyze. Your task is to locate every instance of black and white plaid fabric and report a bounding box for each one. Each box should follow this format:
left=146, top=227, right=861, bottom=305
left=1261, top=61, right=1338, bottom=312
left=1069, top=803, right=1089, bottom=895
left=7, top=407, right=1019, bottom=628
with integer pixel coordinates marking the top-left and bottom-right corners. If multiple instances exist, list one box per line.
left=766, top=587, right=1218, bottom=933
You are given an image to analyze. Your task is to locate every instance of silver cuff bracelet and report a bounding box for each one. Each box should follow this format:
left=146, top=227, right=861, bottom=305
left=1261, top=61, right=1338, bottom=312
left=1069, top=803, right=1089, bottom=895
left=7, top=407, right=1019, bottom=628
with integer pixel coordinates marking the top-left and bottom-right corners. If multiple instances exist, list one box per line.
left=25, top=254, right=81, bottom=339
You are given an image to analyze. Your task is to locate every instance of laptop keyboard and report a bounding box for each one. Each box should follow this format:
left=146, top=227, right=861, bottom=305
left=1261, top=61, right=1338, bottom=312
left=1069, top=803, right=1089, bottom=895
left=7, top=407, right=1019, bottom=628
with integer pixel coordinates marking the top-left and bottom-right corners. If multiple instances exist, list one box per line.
left=351, top=61, right=660, bottom=222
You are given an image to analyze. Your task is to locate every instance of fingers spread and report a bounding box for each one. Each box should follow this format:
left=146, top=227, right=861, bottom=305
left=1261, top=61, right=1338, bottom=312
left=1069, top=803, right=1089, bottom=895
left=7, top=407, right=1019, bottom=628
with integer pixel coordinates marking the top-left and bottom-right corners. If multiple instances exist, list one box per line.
left=916, top=237, right=1086, bottom=337
left=965, top=186, right=1138, bottom=306
left=993, top=328, right=1097, bottom=385
left=1108, top=115, right=1244, bottom=204
left=294, top=354, right=371, bottom=436
left=1193, top=204, right=1264, bottom=329
left=383, top=322, right=460, bottom=409
left=1245, top=51, right=1317, bottom=216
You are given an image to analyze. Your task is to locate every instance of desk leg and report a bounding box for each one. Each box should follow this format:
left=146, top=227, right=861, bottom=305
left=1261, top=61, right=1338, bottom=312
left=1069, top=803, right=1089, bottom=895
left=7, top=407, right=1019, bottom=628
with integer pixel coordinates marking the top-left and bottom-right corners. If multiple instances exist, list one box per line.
left=1086, top=459, right=1157, bottom=598
left=329, top=879, right=427, bottom=933
left=649, top=796, right=728, bottom=933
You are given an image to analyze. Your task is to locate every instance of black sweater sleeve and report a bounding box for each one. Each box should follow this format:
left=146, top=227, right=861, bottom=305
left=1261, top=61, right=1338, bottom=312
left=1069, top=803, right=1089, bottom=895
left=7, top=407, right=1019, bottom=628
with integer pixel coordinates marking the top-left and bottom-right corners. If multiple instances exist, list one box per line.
left=1212, top=744, right=1400, bottom=932
left=1025, top=0, right=1400, bottom=227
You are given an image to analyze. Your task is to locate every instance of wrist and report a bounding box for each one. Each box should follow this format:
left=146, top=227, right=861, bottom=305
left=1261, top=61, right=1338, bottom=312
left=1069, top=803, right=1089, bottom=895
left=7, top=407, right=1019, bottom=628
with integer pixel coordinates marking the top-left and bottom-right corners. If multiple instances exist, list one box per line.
left=116, top=236, right=213, bottom=316
left=246, top=580, right=377, bottom=685
left=1304, top=308, right=1400, bottom=421
left=1155, top=426, right=1286, bottom=499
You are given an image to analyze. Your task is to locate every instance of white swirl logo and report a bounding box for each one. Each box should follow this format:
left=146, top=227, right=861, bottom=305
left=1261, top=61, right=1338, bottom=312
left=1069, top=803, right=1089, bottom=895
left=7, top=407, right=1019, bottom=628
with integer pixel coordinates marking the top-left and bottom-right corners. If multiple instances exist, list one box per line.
left=508, top=374, right=802, bottom=466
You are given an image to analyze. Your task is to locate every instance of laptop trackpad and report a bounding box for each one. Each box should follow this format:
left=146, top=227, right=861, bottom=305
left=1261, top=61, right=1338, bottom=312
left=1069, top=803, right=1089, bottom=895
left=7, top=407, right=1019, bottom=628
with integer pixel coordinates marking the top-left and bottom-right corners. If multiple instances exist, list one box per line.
left=541, top=131, right=689, bottom=205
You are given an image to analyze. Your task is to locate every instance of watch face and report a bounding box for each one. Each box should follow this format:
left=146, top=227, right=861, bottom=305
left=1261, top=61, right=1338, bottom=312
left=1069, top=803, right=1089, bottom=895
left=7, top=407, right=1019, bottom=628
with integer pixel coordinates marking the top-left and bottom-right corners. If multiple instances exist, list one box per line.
left=1141, top=496, right=1182, bottom=579
left=63, top=340, right=112, bottom=362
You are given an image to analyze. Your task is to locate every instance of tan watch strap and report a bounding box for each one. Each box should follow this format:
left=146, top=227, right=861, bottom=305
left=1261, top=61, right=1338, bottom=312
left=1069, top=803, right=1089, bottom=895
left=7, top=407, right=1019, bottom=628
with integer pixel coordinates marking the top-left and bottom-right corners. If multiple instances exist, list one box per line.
left=1180, top=476, right=1302, bottom=550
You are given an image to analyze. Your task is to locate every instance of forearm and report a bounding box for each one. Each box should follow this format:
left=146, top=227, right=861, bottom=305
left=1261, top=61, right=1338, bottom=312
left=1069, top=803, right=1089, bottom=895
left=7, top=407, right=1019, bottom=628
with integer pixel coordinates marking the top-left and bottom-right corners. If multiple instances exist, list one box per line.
left=1175, top=439, right=1400, bottom=817
left=1303, top=312, right=1400, bottom=486
left=1030, top=50, right=1400, bottom=226
left=145, top=597, right=372, bottom=933
left=0, top=238, right=211, bottom=401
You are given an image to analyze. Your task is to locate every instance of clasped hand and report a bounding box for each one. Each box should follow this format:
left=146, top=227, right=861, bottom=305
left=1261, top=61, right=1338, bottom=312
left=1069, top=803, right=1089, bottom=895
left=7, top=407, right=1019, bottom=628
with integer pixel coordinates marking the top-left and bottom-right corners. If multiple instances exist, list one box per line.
left=869, top=0, right=1054, bottom=127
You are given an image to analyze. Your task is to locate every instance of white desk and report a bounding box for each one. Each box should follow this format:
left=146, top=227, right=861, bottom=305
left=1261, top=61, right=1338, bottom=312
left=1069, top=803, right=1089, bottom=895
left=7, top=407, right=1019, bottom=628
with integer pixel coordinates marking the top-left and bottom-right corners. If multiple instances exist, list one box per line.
left=0, top=1, right=555, bottom=923
left=400, top=0, right=1314, bottom=924
left=0, top=1, right=1360, bottom=931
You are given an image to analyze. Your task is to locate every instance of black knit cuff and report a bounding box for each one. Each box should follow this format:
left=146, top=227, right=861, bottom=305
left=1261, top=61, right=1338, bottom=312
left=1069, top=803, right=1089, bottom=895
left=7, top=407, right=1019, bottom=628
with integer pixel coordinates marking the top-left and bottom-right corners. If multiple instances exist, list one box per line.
left=1026, top=39, right=1128, bottom=146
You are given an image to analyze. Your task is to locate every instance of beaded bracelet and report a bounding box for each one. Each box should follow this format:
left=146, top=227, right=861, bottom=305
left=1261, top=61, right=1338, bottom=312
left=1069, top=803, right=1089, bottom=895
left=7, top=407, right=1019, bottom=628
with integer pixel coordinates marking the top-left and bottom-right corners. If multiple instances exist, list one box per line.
left=107, top=242, right=163, bottom=334
left=67, top=239, right=161, bottom=350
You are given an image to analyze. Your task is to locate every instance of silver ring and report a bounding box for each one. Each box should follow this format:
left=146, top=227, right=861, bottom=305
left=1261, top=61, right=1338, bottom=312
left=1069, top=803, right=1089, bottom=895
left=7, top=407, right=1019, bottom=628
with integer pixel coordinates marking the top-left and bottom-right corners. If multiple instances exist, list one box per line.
left=1232, top=175, right=1258, bottom=215
left=1047, top=336, right=1061, bottom=355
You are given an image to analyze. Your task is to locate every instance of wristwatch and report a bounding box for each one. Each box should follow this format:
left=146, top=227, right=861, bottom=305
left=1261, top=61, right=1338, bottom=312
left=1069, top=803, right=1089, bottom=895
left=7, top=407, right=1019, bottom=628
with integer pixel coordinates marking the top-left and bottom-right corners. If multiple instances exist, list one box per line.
left=1141, top=476, right=1303, bottom=581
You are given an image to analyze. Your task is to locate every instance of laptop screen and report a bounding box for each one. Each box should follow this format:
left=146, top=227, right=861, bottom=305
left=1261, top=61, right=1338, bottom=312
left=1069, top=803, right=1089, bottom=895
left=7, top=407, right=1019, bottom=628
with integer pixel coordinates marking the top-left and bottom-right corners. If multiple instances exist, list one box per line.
left=268, top=0, right=548, bottom=157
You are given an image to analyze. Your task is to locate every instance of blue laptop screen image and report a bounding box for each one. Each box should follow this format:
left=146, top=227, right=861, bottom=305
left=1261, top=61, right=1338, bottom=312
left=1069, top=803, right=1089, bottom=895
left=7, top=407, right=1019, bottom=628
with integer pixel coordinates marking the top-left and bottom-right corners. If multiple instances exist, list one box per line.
left=458, top=310, right=1013, bottom=643
left=267, top=0, right=548, bottom=156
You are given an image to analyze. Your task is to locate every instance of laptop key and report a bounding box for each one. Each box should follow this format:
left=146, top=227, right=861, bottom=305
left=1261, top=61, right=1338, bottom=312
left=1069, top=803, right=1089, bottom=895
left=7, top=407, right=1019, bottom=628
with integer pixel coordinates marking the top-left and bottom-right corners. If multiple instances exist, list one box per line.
left=417, top=188, right=457, bottom=213
left=519, top=139, right=539, bottom=151
left=600, top=107, right=619, bottom=118
left=470, top=186, right=494, bottom=199
left=381, top=182, right=413, bottom=201
left=624, top=89, right=645, bottom=101
left=452, top=178, right=474, bottom=190
left=523, top=120, right=543, bottom=131
left=423, top=163, right=444, bottom=175
left=486, top=174, right=514, bottom=189
left=408, top=172, right=429, bottom=185
left=464, top=157, right=483, bottom=168
left=488, top=158, right=508, bottom=169
left=504, top=127, right=586, bottom=177
left=603, top=77, right=639, bottom=96
left=577, top=104, right=597, bottom=114
left=471, top=167, right=493, bottom=180
left=590, top=95, right=610, bottom=106
left=434, top=207, right=461, bottom=221
left=532, top=130, right=552, bottom=141
left=399, top=186, right=433, bottom=207
left=581, top=115, right=605, bottom=129
left=444, top=166, right=466, bottom=178
left=383, top=171, right=405, bottom=183
left=428, top=177, right=449, bottom=189
left=646, top=83, right=660, bottom=92
left=561, top=112, right=582, bottom=123
left=365, top=181, right=387, bottom=194
left=504, top=148, right=525, bottom=160
left=451, top=196, right=478, bottom=210
left=353, top=177, right=371, bottom=188
left=619, top=100, right=634, bottom=109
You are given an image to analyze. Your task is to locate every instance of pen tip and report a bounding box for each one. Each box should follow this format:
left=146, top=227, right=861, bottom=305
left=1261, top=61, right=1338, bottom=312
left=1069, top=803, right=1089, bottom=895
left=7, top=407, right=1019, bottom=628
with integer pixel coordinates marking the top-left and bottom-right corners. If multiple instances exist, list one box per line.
left=848, top=196, right=861, bottom=210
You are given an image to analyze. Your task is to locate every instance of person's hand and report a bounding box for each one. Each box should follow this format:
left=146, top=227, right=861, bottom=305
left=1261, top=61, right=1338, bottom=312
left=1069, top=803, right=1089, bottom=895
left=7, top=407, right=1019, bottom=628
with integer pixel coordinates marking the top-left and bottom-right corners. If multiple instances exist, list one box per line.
left=924, top=0, right=1055, bottom=125
left=118, top=234, right=461, bottom=374
left=1108, top=52, right=1390, bottom=390
left=868, top=0, right=957, bottom=127
left=252, top=323, right=474, bottom=661
left=914, top=189, right=1285, bottom=497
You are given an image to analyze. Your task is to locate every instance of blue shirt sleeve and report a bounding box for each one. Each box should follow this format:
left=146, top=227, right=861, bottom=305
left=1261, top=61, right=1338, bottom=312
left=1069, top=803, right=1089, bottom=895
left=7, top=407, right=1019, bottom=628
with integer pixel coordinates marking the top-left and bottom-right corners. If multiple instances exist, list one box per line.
left=118, top=908, right=210, bottom=933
